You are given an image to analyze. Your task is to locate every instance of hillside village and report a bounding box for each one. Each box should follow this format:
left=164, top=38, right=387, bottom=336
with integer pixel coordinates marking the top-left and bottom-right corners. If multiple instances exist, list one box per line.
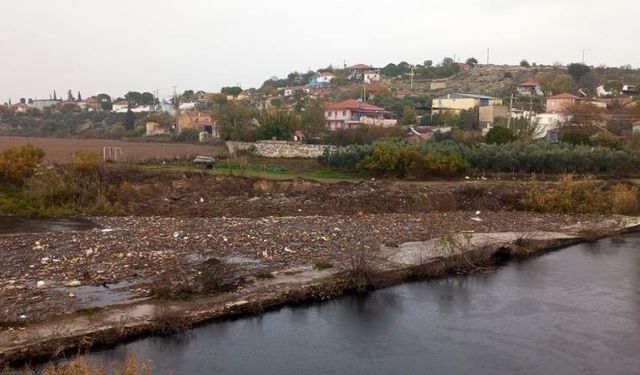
left=1, top=59, right=640, bottom=146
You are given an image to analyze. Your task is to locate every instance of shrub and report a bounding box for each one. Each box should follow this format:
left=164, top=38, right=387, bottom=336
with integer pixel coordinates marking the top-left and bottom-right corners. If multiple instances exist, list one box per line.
left=0, top=145, right=45, bottom=186
left=485, top=126, right=515, bottom=145
left=590, top=132, right=622, bottom=149
left=313, top=261, right=334, bottom=270
left=521, top=174, right=640, bottom=215
left=255, top=271, right=274, bottom=279
left=610, top=183, right=639, bottom=215
left=341, top=244, right=383, bottom=293
left=40, top=356, right=151, bottom=375
left=197, top=259, right=239, bottom=293
left=561, top=128, right=593, bottom=146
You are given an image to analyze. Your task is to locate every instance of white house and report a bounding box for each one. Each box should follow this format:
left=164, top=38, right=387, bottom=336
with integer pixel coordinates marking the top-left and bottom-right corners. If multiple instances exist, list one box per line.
left=364, top=72, right=381, bottom=84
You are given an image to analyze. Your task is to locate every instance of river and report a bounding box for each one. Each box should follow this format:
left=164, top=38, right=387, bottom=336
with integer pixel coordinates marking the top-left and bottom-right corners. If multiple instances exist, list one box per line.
left=79, top=234, right=640, bottom=374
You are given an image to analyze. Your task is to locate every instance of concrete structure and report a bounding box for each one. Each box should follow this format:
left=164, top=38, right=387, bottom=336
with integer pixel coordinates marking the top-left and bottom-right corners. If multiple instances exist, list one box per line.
left=432, top=93, right=503, bottom=114
left=30, top=99, right=61, bottom=111
left=324, top=100, right=396, bottom=131
left=479, top=105, right=509, bottom=125
left=516, top=80, right=543, bottom=96
left=546, top=93, right=580, bottom=114
left=363, top=71, right=381, bottom=84
left=145, top=122, right=167, bottom=136
left=178, top=111, right=217, bottom=136
left=534, top=113, right=568, bottom=139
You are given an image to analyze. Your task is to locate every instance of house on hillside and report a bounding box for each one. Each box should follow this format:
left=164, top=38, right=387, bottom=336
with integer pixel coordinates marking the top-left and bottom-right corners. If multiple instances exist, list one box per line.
left=546, top=93, right=580, bottom=114
left=324, top=100, right=397, bottom=131
left=281, top=86, right=310, bottom=97
left=31, top=99, right=61, bottom=111
left=178, top=111, right=218, bottom=137
left=308, top=72, right=335, bottom=88
left=347, top=64, right=378, bottom=81
left=597, top=84, right=638, bottom=97
left=432, top=93, right=503, bottom=114
left=363, top=71, right=381, bottom=84
left=516, top=80, right=543, bottom=96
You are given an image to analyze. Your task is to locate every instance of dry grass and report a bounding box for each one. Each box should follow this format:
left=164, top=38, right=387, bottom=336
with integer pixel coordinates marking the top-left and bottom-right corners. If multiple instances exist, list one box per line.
left=521, top=174, right=640, bottom=215
left=340, top=243, right=386, bottom=293
left=1, top=356, right=151, bottom=375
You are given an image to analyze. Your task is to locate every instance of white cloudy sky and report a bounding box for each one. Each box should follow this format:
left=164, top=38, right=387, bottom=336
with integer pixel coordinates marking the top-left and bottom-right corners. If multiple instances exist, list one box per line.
left=1, top=0, right=638, bottom=102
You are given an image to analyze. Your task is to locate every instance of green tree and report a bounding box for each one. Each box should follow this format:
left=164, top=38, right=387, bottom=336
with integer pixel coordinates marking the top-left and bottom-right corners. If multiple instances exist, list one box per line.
left=424, top=60, right=433, bottom=68
left=466, top=57, right=478, bottom=67
left=221, top=86, right=243, bottom=97
left=603, top=80, right=623, bottom=96
left=567, top=63, right=591, bottom=81
left=301, top=99, right=327, bottom=139
left=400, top=105, right=417, bottom=125
left=257, top=109, right=299, bottom=140
left=217, top=102, right=256, bottom=141
left=124, top=104, right=136, bottom=130
left=520, top=59, right=530, bottom=67
left=97, top=94, right=112, bottom=111
left=485, top=126, right=515, bottom=144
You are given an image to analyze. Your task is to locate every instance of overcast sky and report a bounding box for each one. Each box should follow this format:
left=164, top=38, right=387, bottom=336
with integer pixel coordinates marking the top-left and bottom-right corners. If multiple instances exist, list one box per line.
left=1, top=0, right=639, bottom=102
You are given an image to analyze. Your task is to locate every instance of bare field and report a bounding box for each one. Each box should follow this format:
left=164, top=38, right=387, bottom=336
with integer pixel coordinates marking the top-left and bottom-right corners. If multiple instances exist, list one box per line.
left=0, top=136, right=227, bottom=163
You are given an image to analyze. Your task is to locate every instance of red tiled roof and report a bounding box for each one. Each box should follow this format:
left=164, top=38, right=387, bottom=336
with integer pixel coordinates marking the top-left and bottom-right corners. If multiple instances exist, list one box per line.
left=350, top=64, right=371, bottom=70
left=547, top=93, right=580, bottom=100
left=325, top=100, right=385, bottom=112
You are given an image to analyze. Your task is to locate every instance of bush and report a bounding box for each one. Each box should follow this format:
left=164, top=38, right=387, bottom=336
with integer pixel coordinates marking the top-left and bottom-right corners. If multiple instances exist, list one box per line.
left=324, top=126, right=404, bottom=146
left=521, top=174, right=640, bottom=215
left=560, top=128, right=593, bottom=146
left=0, top=145, right=45, bottom=186
left=590, top=132, right=622, bottom=149
left=321, top=139, right=640, bottom=176
left=485, top=126, right=515, bottom=145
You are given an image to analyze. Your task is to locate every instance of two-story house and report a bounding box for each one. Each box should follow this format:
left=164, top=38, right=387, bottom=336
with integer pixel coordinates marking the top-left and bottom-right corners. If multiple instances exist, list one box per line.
left=324, top=100, right=397, bottom=131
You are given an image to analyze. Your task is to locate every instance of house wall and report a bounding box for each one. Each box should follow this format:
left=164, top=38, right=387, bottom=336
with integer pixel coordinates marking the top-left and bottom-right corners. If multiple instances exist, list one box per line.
left=479, top=106, right=509, bottom=124
left=546, top=98, right=575, bottom=113
left=432, top=98, right=478, bottom=112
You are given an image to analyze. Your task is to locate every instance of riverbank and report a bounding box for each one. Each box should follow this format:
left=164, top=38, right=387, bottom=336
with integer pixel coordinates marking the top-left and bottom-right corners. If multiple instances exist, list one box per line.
left=1, top=214, right=638, bottom=367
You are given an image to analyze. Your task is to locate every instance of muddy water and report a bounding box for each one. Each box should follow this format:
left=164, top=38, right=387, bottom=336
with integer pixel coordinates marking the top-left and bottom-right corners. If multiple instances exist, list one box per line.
left=0, top=217, right=94, bottom=234
left=86, top=234, right=640, bottom=374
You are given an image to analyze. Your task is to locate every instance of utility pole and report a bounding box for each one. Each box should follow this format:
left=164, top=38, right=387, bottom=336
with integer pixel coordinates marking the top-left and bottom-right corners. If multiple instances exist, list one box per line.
left=363, top=79, right=367, bottom=102
left=409, top=65, right=415, bottom=90
left=582, top=49, right=585, bottom=64
left=507, top=93, right=515, bottom=128
left=486, top=48, right=490, bottom=65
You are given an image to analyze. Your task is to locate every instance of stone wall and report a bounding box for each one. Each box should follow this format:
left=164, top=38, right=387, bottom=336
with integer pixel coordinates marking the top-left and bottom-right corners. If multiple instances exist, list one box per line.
left=226, top=141, right=337, bottom=159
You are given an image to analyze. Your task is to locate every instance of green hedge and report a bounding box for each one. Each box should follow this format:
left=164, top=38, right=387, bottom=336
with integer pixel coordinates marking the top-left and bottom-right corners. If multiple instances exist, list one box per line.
left=320, top=140, right=640, bottom=177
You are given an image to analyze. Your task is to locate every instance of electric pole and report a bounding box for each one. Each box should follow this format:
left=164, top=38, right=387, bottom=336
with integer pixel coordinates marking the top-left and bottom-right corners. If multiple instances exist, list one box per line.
left=507, top=93, right=515, bottom=128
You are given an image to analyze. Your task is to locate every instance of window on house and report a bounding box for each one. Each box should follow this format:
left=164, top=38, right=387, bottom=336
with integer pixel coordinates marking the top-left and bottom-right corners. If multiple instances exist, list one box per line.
left=342, top=111, right=346, bottom=116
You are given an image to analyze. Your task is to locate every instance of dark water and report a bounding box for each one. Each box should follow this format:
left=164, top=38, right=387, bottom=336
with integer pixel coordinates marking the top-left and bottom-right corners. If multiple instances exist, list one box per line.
left=87, top=234, right=640, bottom=374
left=0, top=217, right=94, bottom=234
